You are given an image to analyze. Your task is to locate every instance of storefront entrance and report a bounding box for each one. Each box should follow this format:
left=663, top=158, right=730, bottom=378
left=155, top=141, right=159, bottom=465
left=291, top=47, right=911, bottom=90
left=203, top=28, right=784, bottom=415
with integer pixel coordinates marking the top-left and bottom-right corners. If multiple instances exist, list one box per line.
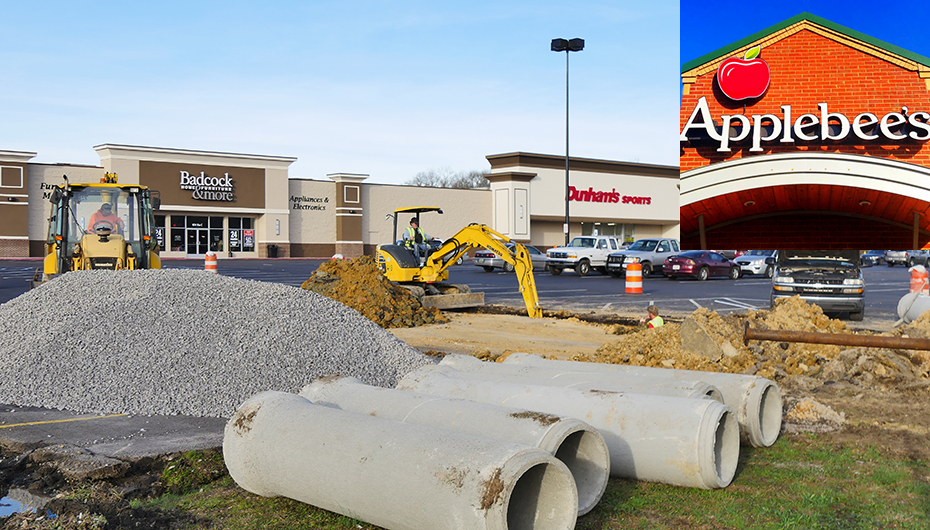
left=186, top=228, right=209, bottom=256
left=165, top=215, right=226, bottom=257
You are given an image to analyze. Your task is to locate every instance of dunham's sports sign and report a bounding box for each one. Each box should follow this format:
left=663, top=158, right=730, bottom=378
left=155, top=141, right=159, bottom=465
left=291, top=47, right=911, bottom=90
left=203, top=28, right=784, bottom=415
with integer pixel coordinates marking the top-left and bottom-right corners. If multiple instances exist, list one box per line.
left=681, top=96, right=930, bottom=152
left=569, top=186, right=651, bottom=205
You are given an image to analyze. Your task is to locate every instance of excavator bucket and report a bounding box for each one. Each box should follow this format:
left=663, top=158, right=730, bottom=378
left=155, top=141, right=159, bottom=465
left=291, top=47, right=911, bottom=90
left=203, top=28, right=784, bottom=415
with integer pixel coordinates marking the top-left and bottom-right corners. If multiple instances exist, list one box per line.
left=421, top=291, right=485, bottom=310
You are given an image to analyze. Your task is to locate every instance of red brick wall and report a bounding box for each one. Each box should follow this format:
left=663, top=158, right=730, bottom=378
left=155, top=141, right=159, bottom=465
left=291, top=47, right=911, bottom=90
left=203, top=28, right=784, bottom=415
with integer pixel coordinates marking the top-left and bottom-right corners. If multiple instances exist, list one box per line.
left=682, top=213, right=913, bottom=250
left=0, top=239, right=29, bottom=257
left=681, top=29, right=930, bottom=172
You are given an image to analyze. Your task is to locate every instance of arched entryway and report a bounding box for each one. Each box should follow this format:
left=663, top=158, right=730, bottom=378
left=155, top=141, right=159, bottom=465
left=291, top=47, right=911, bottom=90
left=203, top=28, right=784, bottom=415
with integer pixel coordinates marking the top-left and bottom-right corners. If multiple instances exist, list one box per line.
left=680, top=152, right=930, bottom=249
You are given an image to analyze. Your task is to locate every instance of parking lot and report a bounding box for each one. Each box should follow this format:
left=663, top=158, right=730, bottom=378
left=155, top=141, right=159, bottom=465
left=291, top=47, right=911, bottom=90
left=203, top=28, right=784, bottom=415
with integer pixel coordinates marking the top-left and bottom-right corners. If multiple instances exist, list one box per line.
left=0, top=257, right=914, bottom=328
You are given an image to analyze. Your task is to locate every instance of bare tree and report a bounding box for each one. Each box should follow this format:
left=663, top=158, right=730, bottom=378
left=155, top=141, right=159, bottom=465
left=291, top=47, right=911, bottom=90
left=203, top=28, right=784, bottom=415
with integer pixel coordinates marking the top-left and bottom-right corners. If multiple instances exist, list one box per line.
left=405, top=167, right=490, bottom=189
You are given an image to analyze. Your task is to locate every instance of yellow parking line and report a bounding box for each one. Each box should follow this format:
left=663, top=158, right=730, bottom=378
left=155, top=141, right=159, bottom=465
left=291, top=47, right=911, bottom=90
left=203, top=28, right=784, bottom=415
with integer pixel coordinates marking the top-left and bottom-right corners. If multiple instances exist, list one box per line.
left=0, top=413, right=126, bottom=429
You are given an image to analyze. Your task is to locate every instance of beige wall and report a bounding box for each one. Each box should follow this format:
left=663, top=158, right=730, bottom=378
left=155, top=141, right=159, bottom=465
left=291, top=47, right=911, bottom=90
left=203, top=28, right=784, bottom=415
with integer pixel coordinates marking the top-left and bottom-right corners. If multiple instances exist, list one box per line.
left=27, top=164, right=105, bottom=243
left=287, top=178, right=337, bottom=245
left=364, top=184, right=492, bottom=246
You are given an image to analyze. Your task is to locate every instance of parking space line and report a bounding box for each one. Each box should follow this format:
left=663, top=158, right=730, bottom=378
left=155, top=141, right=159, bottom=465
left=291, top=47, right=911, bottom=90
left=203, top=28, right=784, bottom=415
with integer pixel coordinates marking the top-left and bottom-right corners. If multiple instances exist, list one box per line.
left=719, top=297, right=759, bottom=310
left=0, top=413, right=126, bottom=429
left=690, top=299, right=702, bottom=308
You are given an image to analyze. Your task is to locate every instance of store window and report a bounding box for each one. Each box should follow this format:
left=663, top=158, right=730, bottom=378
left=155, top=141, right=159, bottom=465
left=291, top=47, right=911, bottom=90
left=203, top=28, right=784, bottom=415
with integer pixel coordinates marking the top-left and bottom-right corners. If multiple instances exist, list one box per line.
left=228, top=217, right=255, bottom=252
left=582, top=223, right=635, bottom=243
left=170, top=216, right=185, bottom=252
left=154, top=215, right=166, bottom=251
left=210, top=217, right=223, bottom=252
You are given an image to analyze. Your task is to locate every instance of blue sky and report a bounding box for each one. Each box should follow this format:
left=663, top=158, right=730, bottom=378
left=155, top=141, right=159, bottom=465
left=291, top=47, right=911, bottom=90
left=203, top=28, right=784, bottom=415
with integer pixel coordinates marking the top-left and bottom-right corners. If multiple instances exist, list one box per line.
left=682, top=0, right=930, bottom=72
left=0, top=1, right=679, bottom=184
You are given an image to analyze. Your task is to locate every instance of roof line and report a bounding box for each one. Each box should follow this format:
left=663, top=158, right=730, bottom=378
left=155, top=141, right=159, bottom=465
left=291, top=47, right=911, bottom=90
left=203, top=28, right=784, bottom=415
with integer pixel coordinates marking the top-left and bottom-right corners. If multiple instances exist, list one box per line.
left=682, top=12, right=930, bottom=73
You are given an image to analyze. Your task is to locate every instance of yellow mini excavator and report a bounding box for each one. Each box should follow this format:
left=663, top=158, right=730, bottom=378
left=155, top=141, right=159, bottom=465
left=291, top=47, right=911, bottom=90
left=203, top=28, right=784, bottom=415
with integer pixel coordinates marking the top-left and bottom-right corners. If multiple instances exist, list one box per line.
left=376, top=207, right=542, bottom=318
left=33, top=173, right=162, bottom=287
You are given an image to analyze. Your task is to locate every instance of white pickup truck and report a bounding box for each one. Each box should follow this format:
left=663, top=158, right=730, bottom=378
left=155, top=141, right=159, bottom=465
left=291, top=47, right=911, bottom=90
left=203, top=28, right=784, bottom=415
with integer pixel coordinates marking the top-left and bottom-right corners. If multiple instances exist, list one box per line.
left=546, top=236, right=624, bottom=276
left=605, top=238, right=681, bottom=277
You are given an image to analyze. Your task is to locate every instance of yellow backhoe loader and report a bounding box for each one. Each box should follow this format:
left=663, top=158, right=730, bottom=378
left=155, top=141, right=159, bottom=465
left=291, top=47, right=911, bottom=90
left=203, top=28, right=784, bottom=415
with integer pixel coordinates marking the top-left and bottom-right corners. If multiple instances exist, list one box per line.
left=376, top=207, right=542, bottom=318
left=33, top=173, right=162, bottom=287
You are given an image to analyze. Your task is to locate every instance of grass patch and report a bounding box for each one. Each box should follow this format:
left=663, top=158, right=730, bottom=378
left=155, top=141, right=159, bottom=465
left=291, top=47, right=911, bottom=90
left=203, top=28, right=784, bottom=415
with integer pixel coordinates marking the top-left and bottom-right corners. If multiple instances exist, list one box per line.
left=133, top=434, right=929, bottom=530
left=578, top=433, right=930, bottom=530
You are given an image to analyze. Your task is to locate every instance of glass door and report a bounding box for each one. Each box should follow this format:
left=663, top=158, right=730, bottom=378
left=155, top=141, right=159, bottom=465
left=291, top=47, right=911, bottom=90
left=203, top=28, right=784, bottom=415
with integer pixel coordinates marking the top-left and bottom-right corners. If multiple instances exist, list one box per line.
left=186, top=228, right=209, bottom=256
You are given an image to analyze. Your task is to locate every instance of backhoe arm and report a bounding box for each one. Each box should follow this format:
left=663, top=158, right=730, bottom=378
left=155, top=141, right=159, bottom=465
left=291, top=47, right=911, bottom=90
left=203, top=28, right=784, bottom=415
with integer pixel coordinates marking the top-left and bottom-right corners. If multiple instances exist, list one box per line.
left=421, top=224, right=542, bottom=318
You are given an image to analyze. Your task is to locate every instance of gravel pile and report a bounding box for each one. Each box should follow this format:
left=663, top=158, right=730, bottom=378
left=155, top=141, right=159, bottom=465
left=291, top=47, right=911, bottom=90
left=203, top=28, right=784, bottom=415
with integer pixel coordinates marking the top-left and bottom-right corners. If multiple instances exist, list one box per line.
left=0, top=269, right=433, bottom=417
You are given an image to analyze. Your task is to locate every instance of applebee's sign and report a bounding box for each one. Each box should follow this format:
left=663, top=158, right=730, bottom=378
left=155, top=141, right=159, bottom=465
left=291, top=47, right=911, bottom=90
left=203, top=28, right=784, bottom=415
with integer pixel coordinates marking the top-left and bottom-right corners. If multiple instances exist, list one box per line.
left=680, top=97, right=930, bottom=152
left=717, top=45, right=770, bottom=101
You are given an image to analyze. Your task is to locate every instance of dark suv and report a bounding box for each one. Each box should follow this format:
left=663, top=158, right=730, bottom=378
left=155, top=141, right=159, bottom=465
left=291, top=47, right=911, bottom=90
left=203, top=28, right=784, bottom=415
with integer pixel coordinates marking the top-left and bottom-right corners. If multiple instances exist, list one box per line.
left=770, top=250, right=864, bottom=321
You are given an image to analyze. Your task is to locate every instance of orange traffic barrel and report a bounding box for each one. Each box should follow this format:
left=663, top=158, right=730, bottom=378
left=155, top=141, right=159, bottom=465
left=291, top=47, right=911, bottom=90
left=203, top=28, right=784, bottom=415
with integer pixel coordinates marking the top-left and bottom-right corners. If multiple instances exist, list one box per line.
left=910, top=264, right=928, bottom=295
left=625, top=263, right=643, bottom=294
left=205, top=251, right=218, bottom=273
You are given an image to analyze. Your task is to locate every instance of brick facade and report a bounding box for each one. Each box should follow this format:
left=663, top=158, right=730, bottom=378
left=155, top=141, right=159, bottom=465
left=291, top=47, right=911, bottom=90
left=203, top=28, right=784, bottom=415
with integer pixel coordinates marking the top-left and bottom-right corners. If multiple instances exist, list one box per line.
left=680, top=15, right=930, bottom=249
left=681, top=29, right=930, bottom=172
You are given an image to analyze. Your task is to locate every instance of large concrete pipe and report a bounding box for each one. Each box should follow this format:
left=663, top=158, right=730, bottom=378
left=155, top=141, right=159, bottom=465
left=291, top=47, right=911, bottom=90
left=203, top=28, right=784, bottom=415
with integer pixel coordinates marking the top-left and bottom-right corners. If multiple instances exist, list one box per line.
left=897, top=292, right=930, bottom=323
left=299, top=375, right=609, bottom=516
left=397, top=366, right=739, bottom=490
left=502, top=352, right=781, bottom=448
left=440, top=354, right=724, bottom=402
left=224, top=391, right=578, bottom=530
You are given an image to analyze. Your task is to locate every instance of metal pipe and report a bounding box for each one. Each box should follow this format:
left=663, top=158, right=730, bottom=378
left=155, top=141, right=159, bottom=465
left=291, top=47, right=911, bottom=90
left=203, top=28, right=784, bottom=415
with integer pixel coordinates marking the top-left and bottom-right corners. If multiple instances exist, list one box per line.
left=743, top=321, right=930, bottom=350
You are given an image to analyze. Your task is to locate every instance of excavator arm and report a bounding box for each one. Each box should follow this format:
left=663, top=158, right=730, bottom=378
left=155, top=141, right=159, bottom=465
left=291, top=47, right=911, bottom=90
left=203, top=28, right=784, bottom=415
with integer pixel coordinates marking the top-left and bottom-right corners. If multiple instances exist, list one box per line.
left=418, top=224, right=542, bottom=318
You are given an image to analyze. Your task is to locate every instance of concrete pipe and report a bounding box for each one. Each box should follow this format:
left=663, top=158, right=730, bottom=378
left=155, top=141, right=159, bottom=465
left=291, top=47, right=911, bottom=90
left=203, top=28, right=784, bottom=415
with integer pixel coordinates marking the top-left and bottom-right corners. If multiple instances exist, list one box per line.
left=224, top=391, right=578, bottom=530
left=897, top=292, right=930, bottom=323
left=502, top=353, right=781, bottom=448
left=439, top=354, right=724, bottom=402
left=397, top=366, right=739, bottom=490
left=299, top=375, right=609, bottom=516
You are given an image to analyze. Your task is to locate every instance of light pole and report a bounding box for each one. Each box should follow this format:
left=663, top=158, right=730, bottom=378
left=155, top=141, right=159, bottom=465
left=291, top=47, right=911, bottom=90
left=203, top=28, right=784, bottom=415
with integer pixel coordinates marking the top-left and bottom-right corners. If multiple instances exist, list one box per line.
left=551, top=38, right=584, bottom=246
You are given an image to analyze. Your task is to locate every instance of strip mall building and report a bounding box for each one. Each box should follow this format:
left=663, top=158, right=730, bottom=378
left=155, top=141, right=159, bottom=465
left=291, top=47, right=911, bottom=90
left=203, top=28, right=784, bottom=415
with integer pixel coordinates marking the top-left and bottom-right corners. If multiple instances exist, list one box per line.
left=0, top=145, right=678, bottom=259
left=680, top=12, right=930, bottom=249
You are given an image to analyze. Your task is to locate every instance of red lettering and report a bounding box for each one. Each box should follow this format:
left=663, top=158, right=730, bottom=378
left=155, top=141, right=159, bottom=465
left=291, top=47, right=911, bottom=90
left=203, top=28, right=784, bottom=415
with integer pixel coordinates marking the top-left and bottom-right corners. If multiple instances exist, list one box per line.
left=568, top=188, right=650, bottom=205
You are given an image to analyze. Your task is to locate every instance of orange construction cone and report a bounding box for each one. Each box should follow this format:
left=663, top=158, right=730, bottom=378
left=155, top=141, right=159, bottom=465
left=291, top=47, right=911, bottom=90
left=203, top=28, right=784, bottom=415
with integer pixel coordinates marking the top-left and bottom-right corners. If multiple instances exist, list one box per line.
left=910, top=264, right=928, bottom=295
left=625, top=263, right=643, bottom=294
left=205, top=251, right=218, bottom=273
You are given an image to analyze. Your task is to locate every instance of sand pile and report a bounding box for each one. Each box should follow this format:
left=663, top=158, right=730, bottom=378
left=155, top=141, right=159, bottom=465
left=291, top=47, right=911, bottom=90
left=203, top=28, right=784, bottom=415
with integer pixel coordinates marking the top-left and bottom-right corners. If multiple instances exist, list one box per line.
left=300, top=256, right=448, bottom=328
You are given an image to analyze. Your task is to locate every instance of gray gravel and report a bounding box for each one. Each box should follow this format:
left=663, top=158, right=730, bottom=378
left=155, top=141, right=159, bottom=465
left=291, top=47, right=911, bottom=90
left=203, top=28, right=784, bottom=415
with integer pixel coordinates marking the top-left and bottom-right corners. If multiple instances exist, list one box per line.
left=0, top=269, right=433, bottom=418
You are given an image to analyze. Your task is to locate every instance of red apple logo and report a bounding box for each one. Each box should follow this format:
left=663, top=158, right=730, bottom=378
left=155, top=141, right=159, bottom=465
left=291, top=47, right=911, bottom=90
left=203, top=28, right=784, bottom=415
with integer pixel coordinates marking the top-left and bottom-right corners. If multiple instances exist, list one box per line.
left=716, top=45, right=770, bottom=101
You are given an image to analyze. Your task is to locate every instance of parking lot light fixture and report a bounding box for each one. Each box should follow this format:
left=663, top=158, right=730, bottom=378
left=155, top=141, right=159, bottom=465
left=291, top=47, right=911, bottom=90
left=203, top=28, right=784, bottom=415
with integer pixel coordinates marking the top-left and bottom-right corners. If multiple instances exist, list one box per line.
left=551, top=37, right=584, bottom=246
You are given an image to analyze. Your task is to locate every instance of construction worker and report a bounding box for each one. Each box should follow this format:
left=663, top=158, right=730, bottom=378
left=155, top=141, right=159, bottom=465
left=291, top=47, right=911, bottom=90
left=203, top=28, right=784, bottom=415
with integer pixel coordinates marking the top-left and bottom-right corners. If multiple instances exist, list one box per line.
left=403, top=218, right=430, bottom=260
left=640, top=305, right=665, bottom=328
left=87, top=202, right=124, bottom=235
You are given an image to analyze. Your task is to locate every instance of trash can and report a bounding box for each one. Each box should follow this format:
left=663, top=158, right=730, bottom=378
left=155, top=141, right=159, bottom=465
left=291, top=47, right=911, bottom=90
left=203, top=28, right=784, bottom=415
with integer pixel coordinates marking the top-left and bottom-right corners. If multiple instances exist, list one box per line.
left=267, top=244, right=278, bottom=258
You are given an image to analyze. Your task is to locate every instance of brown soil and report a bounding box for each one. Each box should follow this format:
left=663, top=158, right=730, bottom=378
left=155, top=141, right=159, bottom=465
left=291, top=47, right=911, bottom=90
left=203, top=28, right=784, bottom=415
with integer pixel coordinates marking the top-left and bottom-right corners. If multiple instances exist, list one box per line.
left=300, top=255, right=448, bottom=328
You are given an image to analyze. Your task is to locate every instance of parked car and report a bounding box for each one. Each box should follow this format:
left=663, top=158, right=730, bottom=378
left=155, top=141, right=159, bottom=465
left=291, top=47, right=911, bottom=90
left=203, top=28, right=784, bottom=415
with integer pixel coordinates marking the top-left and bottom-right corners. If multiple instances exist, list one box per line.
left=663, top=250, right=741, bottom=281
left=733, top=250, right=778, bottom=278
left=906, top=249, right=930, bottom=267
left=771, top=250, right=864, bottom=321
left=885, top=250, right=907, bottom=267
left=605, top=238, right=681, bottom=277
left=859, top=250, right=885, bottom=267
left=473, top=243, right=547, bottom=272
left=546, top=235, right=623, bottom=276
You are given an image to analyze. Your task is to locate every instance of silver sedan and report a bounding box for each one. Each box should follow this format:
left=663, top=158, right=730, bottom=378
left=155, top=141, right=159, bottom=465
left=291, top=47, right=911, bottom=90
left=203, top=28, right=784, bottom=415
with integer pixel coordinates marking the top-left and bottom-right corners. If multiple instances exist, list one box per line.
left=473, top=244, right=548, bottom=272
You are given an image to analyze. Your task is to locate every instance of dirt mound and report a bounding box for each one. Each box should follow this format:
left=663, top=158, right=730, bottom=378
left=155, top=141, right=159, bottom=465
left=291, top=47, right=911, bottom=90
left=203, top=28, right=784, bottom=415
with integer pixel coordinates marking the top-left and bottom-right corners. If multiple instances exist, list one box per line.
left=577, top=296, right=929, bottom=389
left=782, top=396, right=846, bottom=433
left=300, top=256, right=448, bottom=328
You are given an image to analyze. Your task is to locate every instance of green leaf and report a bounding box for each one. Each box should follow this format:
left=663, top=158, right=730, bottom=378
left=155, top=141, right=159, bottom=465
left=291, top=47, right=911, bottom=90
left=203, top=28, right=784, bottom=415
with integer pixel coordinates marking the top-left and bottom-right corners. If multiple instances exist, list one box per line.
left=744, top=45, right=761, bottom=60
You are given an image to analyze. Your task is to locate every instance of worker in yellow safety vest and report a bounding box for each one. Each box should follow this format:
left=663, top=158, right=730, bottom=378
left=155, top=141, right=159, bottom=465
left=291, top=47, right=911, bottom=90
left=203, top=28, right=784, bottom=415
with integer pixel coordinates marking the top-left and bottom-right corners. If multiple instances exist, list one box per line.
left=403, top=218, right=430, bottom=260
left=640, top=305, right=664, bottom=328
